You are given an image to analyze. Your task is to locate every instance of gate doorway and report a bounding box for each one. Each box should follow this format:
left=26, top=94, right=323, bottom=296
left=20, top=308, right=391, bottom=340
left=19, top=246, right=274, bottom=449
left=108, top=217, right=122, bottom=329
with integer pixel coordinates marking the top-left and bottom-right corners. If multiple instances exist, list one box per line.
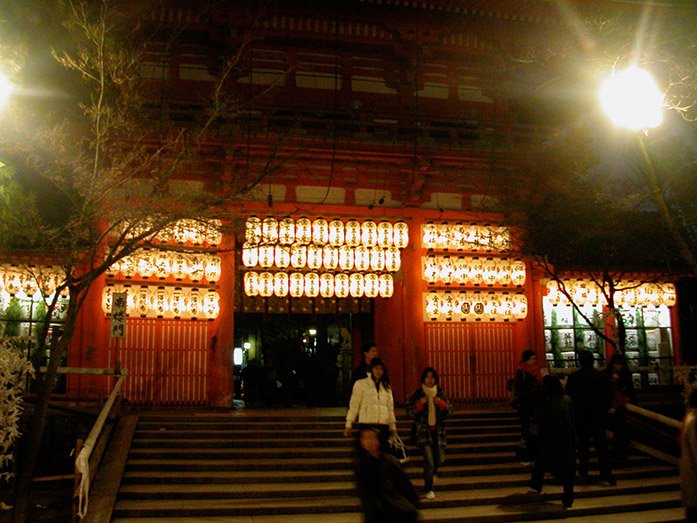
left=425, top=322, right=517, bottom=402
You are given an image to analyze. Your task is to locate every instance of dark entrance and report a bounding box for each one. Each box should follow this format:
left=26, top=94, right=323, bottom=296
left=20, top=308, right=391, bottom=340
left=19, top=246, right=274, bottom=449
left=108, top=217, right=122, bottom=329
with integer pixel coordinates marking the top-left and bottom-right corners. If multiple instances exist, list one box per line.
left=234, top=312, right=373, bottom=407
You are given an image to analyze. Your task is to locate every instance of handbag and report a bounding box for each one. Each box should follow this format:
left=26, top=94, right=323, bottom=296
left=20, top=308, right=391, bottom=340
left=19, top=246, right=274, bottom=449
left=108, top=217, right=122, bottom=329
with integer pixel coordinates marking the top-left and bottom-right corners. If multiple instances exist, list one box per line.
left=387, top=433, right=409, bottom=464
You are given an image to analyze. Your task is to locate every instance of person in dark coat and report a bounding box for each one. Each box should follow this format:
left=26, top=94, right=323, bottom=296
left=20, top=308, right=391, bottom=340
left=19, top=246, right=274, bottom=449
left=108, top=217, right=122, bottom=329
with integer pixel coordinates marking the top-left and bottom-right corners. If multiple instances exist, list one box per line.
left=512, top=349, right=543, bottom=461
left=354, top=426, right=420, bottom=523
left=603, top=352, right=637, bottom=461
left=352, top=341, right=379, bottom=386
left=407, top=367, right=450, bottom=499
left=529, top=374, right=576, bottom=508
left=566, top=349, right=615, bottom=485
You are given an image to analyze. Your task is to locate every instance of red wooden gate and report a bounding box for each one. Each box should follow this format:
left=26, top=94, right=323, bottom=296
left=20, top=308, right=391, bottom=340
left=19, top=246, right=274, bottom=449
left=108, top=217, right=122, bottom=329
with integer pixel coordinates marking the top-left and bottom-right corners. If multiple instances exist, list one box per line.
left=107, top=318, right=210, bottom=404
left=425, top=322, right=516, bottom=402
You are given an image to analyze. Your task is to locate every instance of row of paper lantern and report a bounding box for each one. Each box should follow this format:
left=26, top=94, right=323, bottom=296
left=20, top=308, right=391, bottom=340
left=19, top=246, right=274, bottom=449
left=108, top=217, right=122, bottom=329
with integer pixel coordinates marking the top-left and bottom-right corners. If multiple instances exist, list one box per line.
left=244, top=271, right=394, bottom=298
left=245, top=217, right=409, bottom=249
left=423, top=256, right=526, bottom=287
left=424, top=291, right=528, bottom=322
left=105, top=251, right=222, bottom=282
left=121, top=219, right=223, bottom=246
left=546, top=280, right=677, bottom=308
left=102, top=285, right=220, bottom=319
left=422, top=223, right=511, bottom=252
left=242, top=244, right=401, bottom=272
left=0, top=265, right=68, bottom=299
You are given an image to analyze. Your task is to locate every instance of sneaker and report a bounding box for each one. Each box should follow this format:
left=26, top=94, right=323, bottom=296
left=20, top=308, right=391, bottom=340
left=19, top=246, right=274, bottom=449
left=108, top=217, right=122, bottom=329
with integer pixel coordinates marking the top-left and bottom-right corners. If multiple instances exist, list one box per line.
left=424, top=491, right=436, bottom=500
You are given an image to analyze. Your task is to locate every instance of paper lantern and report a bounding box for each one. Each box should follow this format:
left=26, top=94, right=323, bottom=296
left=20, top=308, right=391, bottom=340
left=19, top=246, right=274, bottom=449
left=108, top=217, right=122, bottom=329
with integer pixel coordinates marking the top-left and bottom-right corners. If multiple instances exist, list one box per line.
left=188, top=254, right=205, bottom=281
left=385, top=247, right=401, bottom=272
left=364, top=273, right=379, bottom=298
left=423, top=256, right=438, bottom=283
left=262, top=217, right=278, bottom=244
left=275, top=245, right=291, bottom=268
left=274, top=272, right=289, bottom=297
left=291, top=244, right=307, bottom=268
left=136, top=250, right=156, bottom=278
left=425, top=292, right=440, bottom=320
left=510, top=260, right=526, bottom=286
left=393, top=221, right=409, bottom=249
left=246, top=216, right=262, bottom=245
left=436, top=224, right=450, bottom=250
left=153, top=287, right=168, bottom=316
left=338, top=245, right=354, bottom=271
left=244, top=272, right=259, bottom=296
left=662, top=284, right=676, bottom=307
left=468, top=258, right=484, bottom=285
left=378, top=274, right=394, bottom=298
left=323, top=245, right=339, bottom=270
left=204, top=256, right=222, bottom=282
left=105, top=258, right=120, bottom=277
left=289, top=272, right=304, bottom=297
left=258, top=245, right=274, bottom=268
left=122, top=256, right=138, bottom=278
left=135, top=286, right=150, bottom=316
left=422, top=223, right=438, bottom=249
left=171, top=254, right=188, bottom=280
left=203, top=289, right=220, bottom=319
left=345, top=220, right=361, bottom=247
left=20, top=273, right=39, bottom=298
left=361, top=220, right=377, bottom=247
left=307, top=244, right=323, bottom=270
left=354, top=245, right=370, bottom=272
left=377, top=222, right=393, bottom=248
left=102, top=285, right=115, bottom=313
left=328, top=219, right=345, bottom=246
left=438, top=257, right=455, bottom=283
left=258, top=272, right=274, bottom=297
left=279, top=217, right=295, bottom=245
left=320, top=273, right=335, bottom=298
left=305, top=272, right=320, bottom=298
left=242, top=243, right=259, bottom=268
left=206, top=220, right=223, bottom=246
left=483, top=258, right=498, bottom=286
left=513, top=294, right=528, bottom=319
left=170, top=287, right=186, bottom=317
left=349, top=273, right=364, bottom=297
left=370, top=247, right=385, bottom=272
left=312, top=218, right=329, bottom=246
left=334, top=273, right=349, bottom=298
left=188, top=289, right=202, bottom=318
left=295, top=218, right=312, bottom=245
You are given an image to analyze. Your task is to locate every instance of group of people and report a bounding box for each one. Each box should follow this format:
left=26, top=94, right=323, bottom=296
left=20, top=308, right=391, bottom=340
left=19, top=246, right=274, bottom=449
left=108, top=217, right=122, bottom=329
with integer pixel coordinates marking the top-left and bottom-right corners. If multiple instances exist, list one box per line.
left=344, top=342, right=450, bottom=521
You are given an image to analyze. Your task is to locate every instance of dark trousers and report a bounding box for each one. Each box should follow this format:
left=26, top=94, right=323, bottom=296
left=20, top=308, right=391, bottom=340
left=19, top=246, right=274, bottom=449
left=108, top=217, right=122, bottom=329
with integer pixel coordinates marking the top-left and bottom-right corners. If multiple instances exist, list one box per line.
left=421, top=429, right=441, bottom=492
left=576, top=418, right=613, bottom=481
left=530, top=460, right=574, bottom=507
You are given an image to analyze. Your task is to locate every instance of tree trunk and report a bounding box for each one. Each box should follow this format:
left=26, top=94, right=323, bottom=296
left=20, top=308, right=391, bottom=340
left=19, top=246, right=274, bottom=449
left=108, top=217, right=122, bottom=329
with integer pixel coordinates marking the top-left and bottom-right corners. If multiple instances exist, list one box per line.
left=11, top=299, right=78, bottom=523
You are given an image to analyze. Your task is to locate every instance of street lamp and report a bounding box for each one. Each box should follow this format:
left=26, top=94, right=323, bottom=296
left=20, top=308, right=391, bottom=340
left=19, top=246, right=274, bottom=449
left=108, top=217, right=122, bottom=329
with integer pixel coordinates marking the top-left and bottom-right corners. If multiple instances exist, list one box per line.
left=599, top=65, right=697, bottom=275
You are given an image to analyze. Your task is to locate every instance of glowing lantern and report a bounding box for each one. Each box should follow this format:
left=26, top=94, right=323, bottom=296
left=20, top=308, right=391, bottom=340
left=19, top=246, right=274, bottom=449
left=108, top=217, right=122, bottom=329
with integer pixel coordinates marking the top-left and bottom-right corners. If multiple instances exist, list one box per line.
left=306, top=244, right=322, bottom=270
left=334, top=273, right=349, bottom=298
left=102, top=285, right=114, bottom=313
left=153, top=287, right=168, bottom=316
left=338, top=245, right=354, bottom=271
left=471, top=293, right=485, bottom=319
left=291, top=245, right=307, bottom=268
left=246, top=216, right=262, bottom=245
left=423, top=256, right=438, bottom=283
left=207, top=220, right=223, bottom=246
left=262, top=217, right=278, bottom=244
left=354, top=245, right=370, bottom=271
left=171, top=254, right=188, bottom=280
left=38, top=270, right=59, bottom=297
left=105, top=258, right=120, bottom=277
left=203, top=289, right=220, bottom=319
left=663, top=284, right=676, bottom=306
left=378, top=274, right=394, bottom=298
left=170, top=287, right=185, bottom=317
left=364, top=273, right=379, bottom=298
left=122, top=256, right=138, bottom=278
left=305, top=272, right=320, bottom=297
left=323, top=245, right=338, bottom=270
left=361, top=220, right=377, bottom=247
left=498, top=294, right=514, bottom=321
left=258, top=245, right=274, bottom=268
left=20, top=273, right=38, bottom=298
left=137, top=250, right=156, bottom=278
left=295, top=218, right=312, bottom=245
left=258, top=272, right=274, bottom=297
left=440, top=293, right=456, bottom=319
left=274, top=272, right=289, bottom=297
left=385, top=247, right=401, bottom=272
left=377, top=222, right=393, bottom=248
left=393, top=221, right=409, bottom=249
left=244, top=272, right=259, bottom=296
left=460, top=293, right=474, bottom=321
left=242, top=243, right=259, bottom=268
left=438, top=257, right=455, bottom=283
left=349, top=273, right=364, bottom=297
left=289, top=272, right=304, bottom=297
left=172, top=221, right=188, bottom=243
left=370, top=247, right=385, bottom=272
left=452, top=257, right=467, bottom=284
left=546, top=280, right=561, bottom=305
left=513, top=294, right=528, bottom=320
left=425, top=292, right=440, bottom=320
left=312, top=218, right=329, bottom=245
left=279, top=217, right=295, bottom=245
left=329, top=219, right=345, bottom=246
left=188, top=255, right=205, bottom=281
left=469, top=258, right=484, bottom=285
left=320, top=273, right=335, bottom=297
left=483, top=293, right=498, bottom=320
left=135, top=286, right=149, bottom=316
left=422, top=223, right=438, bottom=249
left=496, top=259, right=511, bottom=286
left=345, top=220, right=361, bottom=247
left=204, top=256, right=222, bottom=282
left=437, top=224, right=450, bottom=250
left=275, top=245, right=291, bottom=269
left=482, top=258, right=498, bottom=286
left=188, top=289, right=202, bottom=318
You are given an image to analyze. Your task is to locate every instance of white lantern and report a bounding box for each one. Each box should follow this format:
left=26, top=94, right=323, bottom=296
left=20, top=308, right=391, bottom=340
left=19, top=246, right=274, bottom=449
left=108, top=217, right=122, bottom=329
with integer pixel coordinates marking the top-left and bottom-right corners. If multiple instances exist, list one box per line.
left=122, top=256, right=138, bottom=278
left=436, top=224, right=450, bottom=250
left=364, top=273, right=379, bottom=298
left=378, top=274, right=394, bottom=298
left=510, top=260, right=526, bottom=286
left=320, top=273, right=335, bottom=298
left=328, top=219, right=345, bottom=246
left=312, top=218, right=329, bottom=246
left=338, top=245, right=354, bottom=271
left=385, top=247, right=401, bottom=272
left=423, top=256, right=439, bottom=283
left=279, top=217, right=295, bottom=245
left=370, top=247, right=385, bottom=272
left=393, top=221, right=409, bottom=249
left=258, top=272, right=274, bottom=297
left=242, top=243, right=259, bottom=268
left=258, top=245, right=274, bottom=268
left=244, top=272, right=259, bottom=296
left=291, top=244, right=307, bottom=268
left=361, top=220, right=377, bottom=247
left=469, top=258, right=484, bottom=285
left=188, top=289, right=202, bottom=318
left=137, top=250, right=156, bottom=278
left=422, top=223, right=438, bottom=249
left=152, top=254, right=170, bottom=279
left=345, top=220, right=361, bottom=247
left=188, top=254, right=205, bottom=281
left=274, top=272, right=289, bottom=297
left=295, top=218, right=312, bottom=245
left=153, top=287, right=168, bottom=316
left=204, top=256, right=222, bottom=282
left=425, top=292, right=440, bottom=320
left=305, top=272, right=320, bottom=298
left=483, top=258, right=498, bottom=286
left=262, top=216, right=278, bottom=244
left=246, top=216, right=262, bottom=245
left=275, top=245, right=291, bottom=269
left=170, top=287, right=186, bottom=317
left=289, top=272, right=304, bottom=297
left=171, top=254, right=188, bottom=280
left=323, top=245, right=339, bottom=270
left=203, top=289, right=220, bottom=319
left=513, top=294, right=528, bottom=320
left=335, top=273, right=349, bottom=298
left=101, top=285, right=114, bottom=313
left=377, top=222, right=393, bottom=248
left=307, top=244, right=323, bottom=270
left=135, top=286, right=150, bottom=316
left=349, top=273, right=364, bottom=297
left=354, top=245, right=370, bottom=272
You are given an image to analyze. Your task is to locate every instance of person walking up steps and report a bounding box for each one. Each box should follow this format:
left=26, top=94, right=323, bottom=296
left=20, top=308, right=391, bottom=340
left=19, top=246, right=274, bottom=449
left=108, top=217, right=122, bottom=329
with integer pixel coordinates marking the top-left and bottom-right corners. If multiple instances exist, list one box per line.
left=408, top=367, right=450, bottom=500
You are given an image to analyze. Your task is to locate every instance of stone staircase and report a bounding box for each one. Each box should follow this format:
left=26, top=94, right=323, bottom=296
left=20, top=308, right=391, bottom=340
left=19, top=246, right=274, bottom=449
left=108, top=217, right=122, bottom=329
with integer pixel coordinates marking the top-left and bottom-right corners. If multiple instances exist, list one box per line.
left=111, top=408, right=683, bottom=522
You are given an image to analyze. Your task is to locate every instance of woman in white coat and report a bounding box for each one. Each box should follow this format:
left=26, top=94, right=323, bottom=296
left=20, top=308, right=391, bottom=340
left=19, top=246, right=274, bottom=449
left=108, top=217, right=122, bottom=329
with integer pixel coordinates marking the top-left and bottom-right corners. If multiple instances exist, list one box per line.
left=344, top=358, right=396, bottom=449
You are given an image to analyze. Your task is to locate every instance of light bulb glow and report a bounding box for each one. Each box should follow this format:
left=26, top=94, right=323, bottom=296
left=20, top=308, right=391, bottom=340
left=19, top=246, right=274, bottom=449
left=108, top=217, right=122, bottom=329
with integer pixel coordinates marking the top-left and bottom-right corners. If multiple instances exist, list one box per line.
left=600, top=66, right=663, bottom=130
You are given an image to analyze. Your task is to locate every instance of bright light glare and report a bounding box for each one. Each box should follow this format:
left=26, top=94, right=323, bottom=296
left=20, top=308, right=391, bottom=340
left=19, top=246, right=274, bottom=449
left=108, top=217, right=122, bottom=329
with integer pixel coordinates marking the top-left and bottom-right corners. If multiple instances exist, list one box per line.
left=0, top=72, right=12, bottom=109
left=599, top=66, right=663, bottom=130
